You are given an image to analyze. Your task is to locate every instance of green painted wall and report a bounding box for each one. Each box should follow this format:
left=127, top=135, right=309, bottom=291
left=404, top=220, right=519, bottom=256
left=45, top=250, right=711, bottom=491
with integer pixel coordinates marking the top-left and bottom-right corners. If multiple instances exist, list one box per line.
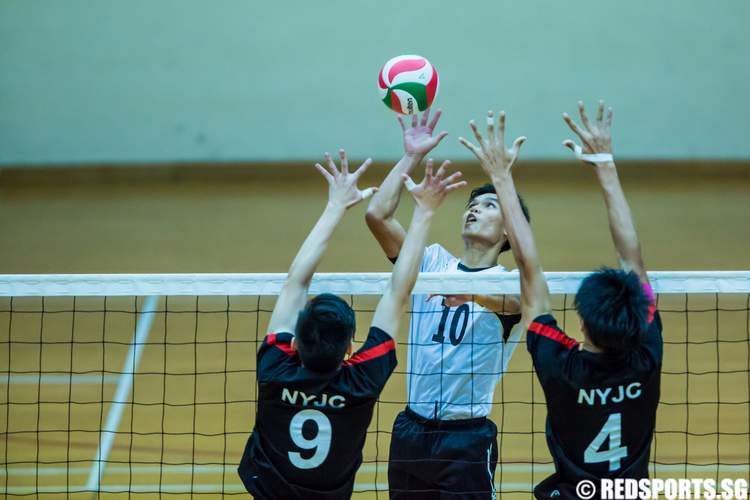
left=1, top=0, right=748, bottom=164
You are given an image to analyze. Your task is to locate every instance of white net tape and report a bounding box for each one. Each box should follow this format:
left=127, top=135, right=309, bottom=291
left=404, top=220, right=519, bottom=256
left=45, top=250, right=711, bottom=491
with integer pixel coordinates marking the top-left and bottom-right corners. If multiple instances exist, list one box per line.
left=0, top=271, right=749, bottom=297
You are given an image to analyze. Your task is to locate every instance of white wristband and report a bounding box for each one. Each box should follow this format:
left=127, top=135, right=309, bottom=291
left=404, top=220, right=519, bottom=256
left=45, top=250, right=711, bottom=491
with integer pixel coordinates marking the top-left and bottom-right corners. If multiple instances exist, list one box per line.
left=573, top=143, right=613, bottom=164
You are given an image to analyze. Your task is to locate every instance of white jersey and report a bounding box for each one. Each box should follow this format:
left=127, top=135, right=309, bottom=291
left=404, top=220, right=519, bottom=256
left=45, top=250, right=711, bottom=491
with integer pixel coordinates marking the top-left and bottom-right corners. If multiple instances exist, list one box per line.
left=406, top=243, right=522, bottom=420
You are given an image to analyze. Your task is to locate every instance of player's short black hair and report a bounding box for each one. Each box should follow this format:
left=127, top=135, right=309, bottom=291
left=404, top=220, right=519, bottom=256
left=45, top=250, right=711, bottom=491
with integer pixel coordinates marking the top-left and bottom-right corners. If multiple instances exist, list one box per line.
left=574, top=267, right=650, bottom=353
left=295, top=293, right=356, bottom=373
left=467, top=183, right=530, bottom=253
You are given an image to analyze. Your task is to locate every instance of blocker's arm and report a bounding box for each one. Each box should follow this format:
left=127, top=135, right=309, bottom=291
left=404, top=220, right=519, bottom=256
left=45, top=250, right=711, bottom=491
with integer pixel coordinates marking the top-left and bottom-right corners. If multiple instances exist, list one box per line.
left=459, top=111, right=551, bottom=327
left=267, top=151, right=376, bottom=334
left=372, top=159, right=466, bottom=336
left=561, top=100, right=648, bottom=283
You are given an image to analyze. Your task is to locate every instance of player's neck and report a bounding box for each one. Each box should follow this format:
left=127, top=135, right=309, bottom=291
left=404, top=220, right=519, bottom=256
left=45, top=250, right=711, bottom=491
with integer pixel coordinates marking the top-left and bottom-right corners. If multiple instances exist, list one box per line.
left=460, top=242, right=500, bottom=269
left=581, top=341, right=603, bottom=353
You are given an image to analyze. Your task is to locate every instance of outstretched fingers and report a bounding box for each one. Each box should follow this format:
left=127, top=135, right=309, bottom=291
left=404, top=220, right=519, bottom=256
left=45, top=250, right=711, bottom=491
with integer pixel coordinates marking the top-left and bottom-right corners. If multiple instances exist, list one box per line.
left=352, top=157, right=373, bottom=180
left=596, top=100, right=605, bottom=125
left=562, top=113, right=588, bottom=142
left=562, top=139, right=578, bottom=153
left=401, top=173, right=418, bottom=192
left=420, top=108, right=431, bottom=127
left=498, top=111, right=506, bottom=146
left=577, top=101, right=593, bottom=132
left=339, top=149, right=349, bottom=173
left=424, top=157, right=434, bottom=181
left=314, top=163, right=334, bottom=183
left=469, top=120, right=489, bottom=155
left=469, top=119, right=485, bottom=145
left=323, top=152, right=338, bottom=177
left=444, top=179, right=468, bottom=192
left=434, top=130, right=449, bottom=146
left=435, top=158, right=449, bottom=179
left=486, top=111, right=496, bottom=145
left=511, top=136, right=527, bottom=156
left=435, top=161, right=465, bottom=192
left=359, top=186, right=377, bottom=201
left=458, top=136, right=482, bottom=160
left=440, top=170, right=463, bottom=187
left=427, top=108, right=443, bottom=131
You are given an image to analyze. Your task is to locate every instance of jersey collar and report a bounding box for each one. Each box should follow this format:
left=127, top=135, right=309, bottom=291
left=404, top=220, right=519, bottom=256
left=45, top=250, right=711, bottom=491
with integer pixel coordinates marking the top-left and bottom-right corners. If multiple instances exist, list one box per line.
left=457, top=262, right=493, bottom=273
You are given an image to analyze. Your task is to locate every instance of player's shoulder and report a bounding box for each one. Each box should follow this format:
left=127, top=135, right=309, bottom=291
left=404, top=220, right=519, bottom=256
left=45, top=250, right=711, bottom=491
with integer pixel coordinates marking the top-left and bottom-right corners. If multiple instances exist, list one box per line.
left=421, top=243, right=457, bottom=272
left=485, top=263, right=509, bottom=273
left=344, top=326, right=397, bottom=366
left=526, top=314, right=581, bottom=385
left=425, top=243, right=455, bottom=260
left=337, top=326, right=397, bottom=398
left=258, top=332, right=299, bottom=378
left=527, top=314, right=579, bottom=351
left=266, top=331, right=293, bottom=344
left=263, top=332, right=295, bottom=352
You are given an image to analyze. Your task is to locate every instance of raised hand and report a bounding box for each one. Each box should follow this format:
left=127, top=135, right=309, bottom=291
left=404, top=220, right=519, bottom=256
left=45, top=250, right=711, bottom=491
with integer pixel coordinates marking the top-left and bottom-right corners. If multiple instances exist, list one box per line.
left=458, top=111, right=526, bottom=180
left=399, top=108, right=449, bottom=158
left=402, top=158, right=466, bottom=212
left=315, top=149, right=377, bottom=209
left=562, top=100, right=613, bottom=164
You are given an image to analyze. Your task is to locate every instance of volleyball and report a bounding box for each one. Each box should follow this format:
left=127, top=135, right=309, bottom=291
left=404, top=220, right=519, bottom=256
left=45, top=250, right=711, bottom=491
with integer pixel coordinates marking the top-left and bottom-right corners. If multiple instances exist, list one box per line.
left=378, top=54, right=439, bottom=115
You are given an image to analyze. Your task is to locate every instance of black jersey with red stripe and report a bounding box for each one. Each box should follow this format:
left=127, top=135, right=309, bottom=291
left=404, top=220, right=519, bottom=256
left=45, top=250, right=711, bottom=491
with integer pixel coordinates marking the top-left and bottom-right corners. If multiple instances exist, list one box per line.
left=527, top=284, right=663, bottom=499
left=238, top=326, right=397, bottom=500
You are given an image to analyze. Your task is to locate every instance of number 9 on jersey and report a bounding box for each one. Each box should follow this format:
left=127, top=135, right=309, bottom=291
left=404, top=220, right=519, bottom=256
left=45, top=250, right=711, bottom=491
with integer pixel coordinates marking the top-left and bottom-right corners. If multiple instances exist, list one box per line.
left=288, top=409, right=332, bottom=469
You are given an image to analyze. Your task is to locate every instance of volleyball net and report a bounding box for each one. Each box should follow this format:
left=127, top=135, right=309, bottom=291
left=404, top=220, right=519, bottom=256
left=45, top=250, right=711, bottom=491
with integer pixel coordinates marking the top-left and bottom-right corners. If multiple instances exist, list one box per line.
left=1, top=272, right=749, bottom=498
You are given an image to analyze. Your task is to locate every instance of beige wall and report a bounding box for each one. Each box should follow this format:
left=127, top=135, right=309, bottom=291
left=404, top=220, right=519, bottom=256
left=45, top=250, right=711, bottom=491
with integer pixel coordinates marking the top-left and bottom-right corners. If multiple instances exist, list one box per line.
left=1, top=163, right=748, bottom=273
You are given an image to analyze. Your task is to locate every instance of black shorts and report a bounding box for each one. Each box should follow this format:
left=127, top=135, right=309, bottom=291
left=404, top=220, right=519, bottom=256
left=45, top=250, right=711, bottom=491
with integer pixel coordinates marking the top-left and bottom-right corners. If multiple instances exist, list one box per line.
left=533, top=473, right=580, bottom=500
left=388, top=408, right=498, bottom=500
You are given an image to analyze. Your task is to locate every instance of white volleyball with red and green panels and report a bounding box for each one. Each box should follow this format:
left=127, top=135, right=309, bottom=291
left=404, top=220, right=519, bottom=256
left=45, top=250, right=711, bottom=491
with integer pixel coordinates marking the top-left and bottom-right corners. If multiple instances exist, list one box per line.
left=378, top=55, right=439, bottom=115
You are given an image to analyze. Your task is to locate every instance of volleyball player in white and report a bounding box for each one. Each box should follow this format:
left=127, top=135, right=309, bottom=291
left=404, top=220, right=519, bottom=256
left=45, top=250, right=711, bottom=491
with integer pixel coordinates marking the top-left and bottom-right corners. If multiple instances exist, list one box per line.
left=366, top=110, right=529, bottom=499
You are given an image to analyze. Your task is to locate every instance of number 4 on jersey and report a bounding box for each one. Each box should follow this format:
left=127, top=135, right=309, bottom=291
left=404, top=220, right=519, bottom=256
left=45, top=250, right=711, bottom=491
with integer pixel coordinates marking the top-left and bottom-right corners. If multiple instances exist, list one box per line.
left=584, top=413, right=628, bottom=472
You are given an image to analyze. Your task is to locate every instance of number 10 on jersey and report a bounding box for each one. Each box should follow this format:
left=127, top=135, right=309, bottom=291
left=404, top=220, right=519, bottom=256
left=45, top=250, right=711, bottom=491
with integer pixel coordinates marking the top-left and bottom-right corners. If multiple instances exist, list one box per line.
left=431, top=304, right=470, bottom=346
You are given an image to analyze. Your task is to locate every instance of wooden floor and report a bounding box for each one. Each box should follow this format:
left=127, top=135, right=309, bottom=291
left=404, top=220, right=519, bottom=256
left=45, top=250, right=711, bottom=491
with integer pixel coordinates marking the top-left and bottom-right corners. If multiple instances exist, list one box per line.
left=0, top=163, right=749, bottom=498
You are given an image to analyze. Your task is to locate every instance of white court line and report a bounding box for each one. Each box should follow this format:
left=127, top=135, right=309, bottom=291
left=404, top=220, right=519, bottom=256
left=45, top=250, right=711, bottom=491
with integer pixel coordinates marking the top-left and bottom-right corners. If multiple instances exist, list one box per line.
left=1, top=484, right=249, bottom=494
left=85, top=296, right=158, bottom=492
left=3, top=463, right=747, bottom=477
left=0, top=483, right=534, bottom=494
left=359, top=464, right=750, bottom=474
left=1, top=465, right=226, bottom=476
left=0, top=374, right=120, bottom=384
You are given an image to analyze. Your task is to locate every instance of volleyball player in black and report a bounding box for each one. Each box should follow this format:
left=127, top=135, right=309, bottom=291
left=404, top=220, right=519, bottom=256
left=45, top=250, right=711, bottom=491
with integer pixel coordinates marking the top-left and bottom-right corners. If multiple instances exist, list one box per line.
left=237, top=150, right=466, bottom=499
left=459, top=101, right=662, bottom=499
